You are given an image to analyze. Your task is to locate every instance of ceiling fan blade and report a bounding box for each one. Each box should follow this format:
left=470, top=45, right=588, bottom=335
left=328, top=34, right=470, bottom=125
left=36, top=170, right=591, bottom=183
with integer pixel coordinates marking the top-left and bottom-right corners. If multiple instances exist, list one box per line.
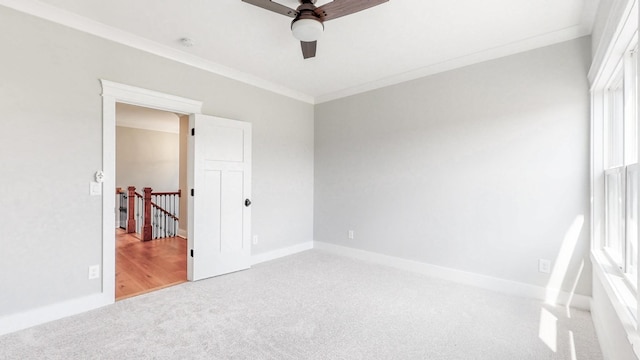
left=301, top=41, right=317, bottom=59
left=315, top=0, right=388, bottom=21
left=241, top=0, right=297, bottom=18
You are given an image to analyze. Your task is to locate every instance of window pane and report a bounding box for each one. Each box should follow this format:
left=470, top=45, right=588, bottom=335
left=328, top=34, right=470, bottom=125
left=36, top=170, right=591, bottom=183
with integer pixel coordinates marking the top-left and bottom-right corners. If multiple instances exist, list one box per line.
left=606, top=67, right=624, bottom=169
left=625, top=49, right=638, bottom=165
left=627, top=165, right=639, bottom=286
left=606, top=168, right=625, bottom=266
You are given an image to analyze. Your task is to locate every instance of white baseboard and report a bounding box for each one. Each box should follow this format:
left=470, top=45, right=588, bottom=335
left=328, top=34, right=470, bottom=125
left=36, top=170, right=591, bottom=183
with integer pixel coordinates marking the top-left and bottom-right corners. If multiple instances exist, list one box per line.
left=0, top=240, right=590, bottom=337
left=314, top=241, right=591, bottom=310
left=252, top=241, right=314, bottom=265
left=0, top=293, right=113, bottom=336
left=177, top=228, right=187, bottom=239
left=0, top=241, right=312, bottom=336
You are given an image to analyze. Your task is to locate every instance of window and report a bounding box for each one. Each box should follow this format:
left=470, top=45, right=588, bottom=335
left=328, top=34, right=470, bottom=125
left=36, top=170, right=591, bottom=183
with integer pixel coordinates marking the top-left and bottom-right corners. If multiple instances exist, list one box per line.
left=591, top=0, right=640, bottom=353
left=625, top=47, right=639, bottom=285
left=604, top=63, right=625, bottom=267
left=603, top=43, right=639, bottom=289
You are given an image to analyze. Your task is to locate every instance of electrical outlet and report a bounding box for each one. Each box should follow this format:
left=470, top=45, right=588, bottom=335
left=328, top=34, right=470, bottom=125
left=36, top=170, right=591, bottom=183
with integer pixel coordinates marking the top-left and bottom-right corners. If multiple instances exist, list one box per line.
left=88, top=265, right=100, bottom=279
left=348, top=230, right=354, bottom=239
left=252, top=235, right=258, bottom=245
left=538, top=259, right=551, bottom=274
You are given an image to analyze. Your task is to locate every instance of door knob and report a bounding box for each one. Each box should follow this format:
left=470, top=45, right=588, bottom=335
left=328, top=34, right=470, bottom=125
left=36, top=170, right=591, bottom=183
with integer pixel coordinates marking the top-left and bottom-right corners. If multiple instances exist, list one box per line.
left=245, top=199, right=252, bottom=207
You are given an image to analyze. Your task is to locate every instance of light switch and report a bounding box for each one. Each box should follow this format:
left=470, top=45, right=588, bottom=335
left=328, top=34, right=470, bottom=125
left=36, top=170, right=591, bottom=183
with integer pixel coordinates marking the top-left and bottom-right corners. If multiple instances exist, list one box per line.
left=90, top=182, right=102, bottom=196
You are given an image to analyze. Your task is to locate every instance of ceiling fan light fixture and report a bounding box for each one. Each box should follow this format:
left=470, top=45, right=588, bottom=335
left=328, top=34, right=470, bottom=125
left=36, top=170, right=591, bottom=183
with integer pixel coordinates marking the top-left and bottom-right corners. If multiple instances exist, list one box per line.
left=291, top=18, right=324, bottom=42
left=243, top=0, right=390, bottom=59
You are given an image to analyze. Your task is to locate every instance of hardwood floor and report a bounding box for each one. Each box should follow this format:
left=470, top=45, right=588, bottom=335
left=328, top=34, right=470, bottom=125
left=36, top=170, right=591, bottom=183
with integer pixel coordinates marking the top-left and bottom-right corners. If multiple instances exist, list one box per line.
left=116, top=229, right=187, bottom=300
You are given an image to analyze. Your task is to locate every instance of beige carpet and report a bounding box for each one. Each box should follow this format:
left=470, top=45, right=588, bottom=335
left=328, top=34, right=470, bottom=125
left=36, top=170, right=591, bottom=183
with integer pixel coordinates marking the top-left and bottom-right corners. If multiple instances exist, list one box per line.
left=0, top=250, right=602, bottom=359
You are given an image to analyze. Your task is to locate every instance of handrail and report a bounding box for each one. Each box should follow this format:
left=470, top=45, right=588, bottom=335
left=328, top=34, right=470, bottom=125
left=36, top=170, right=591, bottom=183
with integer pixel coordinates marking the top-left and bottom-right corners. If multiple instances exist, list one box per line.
left=151, top=202, right=179, bottom=221
left=151, top=190, right=181, bottom=197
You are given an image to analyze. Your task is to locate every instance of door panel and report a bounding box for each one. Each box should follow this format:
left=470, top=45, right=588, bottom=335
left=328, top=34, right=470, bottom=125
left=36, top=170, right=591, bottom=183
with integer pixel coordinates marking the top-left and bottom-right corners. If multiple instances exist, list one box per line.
left=221, top=171, right=244, bottom=253
left=187, top=114, right=252, bottom=281
left=205, top=126, right=245, bottom=162
left=203, top=170, right=222, bottom=253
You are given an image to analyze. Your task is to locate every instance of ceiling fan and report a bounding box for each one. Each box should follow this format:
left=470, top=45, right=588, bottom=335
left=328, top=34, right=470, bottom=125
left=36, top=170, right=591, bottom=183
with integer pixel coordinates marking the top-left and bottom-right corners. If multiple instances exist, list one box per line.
left=242, top=0, right=389, bottom=59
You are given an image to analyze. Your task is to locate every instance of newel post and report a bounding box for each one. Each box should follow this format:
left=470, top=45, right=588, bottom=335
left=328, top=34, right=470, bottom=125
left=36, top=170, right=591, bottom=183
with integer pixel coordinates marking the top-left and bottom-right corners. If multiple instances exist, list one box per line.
left=127, top=186, right=136, bottom=233
left=143, top=187, right=153, bottom=241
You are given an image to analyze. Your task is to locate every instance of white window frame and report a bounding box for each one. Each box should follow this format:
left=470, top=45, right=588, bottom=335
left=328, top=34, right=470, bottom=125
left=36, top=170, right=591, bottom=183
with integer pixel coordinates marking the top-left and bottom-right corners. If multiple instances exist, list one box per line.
left=600, top=33, right=639, bottom=290
left=604, top=166, right=626, bottom=268
left=590, top=0, right=640, bottom=354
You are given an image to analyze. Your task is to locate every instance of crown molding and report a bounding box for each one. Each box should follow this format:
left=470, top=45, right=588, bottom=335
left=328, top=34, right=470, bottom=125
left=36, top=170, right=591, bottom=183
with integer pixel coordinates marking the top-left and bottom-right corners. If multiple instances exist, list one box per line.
left=1, top=0, right=597, bottom=105
left=0, top=0, right=315, bottom=104
left=315, top=25, right=591, bottom=103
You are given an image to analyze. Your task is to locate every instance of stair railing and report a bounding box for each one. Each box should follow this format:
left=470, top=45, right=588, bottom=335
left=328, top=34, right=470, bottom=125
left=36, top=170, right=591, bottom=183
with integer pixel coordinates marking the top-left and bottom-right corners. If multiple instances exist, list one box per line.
left=116, top=188, right=127, bottom=230
left=118, top=186, right=181, bottom=241
left=150, top=190, right=181, bottom=240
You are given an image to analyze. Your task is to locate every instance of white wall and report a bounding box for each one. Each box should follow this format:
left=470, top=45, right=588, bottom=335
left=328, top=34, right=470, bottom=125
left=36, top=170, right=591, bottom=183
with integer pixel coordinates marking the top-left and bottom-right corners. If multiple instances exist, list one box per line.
left=315, top=37, right=592, bottom=296
left=0, top=6, right=313, bottom=317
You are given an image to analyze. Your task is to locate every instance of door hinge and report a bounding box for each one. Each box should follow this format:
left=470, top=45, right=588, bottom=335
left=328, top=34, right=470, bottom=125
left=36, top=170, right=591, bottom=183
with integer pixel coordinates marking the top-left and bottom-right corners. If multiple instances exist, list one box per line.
left=190, top=249, right=194, bottom=257
left=190, top=189, right=194, bottom=196
left=191, top=128, right=195, bottom=136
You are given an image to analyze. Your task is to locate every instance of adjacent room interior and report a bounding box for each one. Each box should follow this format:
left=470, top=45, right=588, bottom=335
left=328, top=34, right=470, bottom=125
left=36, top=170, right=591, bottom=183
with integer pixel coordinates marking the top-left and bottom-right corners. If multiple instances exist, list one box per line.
left=114, top=103, right=187, bottom=299
left=0, top=0, right=638, bottom=359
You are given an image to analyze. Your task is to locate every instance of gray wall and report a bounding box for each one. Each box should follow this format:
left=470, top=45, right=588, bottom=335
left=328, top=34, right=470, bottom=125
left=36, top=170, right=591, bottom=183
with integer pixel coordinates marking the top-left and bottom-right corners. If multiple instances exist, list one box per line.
left=315, top=37, right=592, bottom=296
left=116, top=126, right=180, bottom=193
left=0, top=6, right=314, bottom=316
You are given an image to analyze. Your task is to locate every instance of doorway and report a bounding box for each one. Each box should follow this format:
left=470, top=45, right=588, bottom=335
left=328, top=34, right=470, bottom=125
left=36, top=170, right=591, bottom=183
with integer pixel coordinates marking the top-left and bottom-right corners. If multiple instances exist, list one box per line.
left=101, top=80, right=203, bottom=304
left=114, top=103, right=188, bottom=299
left=101, top=80, right=253, bottom=305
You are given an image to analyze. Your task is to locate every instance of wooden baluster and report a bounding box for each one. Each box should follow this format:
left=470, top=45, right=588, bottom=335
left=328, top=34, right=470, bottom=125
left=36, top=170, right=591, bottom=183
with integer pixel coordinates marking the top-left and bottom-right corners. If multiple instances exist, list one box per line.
left=143, top=187, right=153, bottom=241
left=127, top=186, right=136, bottom=234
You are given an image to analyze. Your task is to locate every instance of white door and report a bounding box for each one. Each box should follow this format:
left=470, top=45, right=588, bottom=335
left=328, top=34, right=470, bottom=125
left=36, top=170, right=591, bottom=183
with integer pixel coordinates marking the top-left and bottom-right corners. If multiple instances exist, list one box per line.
left=187, top=114, right=252, bottom=281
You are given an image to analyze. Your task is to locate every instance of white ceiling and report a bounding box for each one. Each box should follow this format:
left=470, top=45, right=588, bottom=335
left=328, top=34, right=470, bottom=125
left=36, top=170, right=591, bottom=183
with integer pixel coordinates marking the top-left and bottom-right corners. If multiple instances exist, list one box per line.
left=116, top=103, right=180, bottom=134
left=5, top=0, right=600, bottom=103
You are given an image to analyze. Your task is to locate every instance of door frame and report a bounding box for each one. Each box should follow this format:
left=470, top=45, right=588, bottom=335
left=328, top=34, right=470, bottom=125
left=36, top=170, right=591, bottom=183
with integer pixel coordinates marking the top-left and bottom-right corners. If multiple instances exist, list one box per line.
left=101, top=80, right=203, bottom=303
